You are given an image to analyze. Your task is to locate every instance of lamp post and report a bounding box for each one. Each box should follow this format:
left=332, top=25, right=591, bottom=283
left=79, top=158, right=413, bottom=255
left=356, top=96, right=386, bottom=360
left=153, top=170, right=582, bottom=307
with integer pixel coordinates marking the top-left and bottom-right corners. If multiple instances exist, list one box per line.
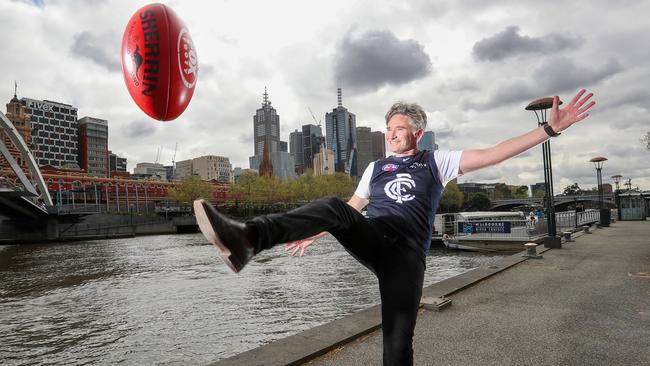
left=611, top=174, right=622, bottom=221
left=590, top=156, right=609, bottom=227
left=526, top=97, right=562, bottom=248
left=611, top=174, right=622, bottom=192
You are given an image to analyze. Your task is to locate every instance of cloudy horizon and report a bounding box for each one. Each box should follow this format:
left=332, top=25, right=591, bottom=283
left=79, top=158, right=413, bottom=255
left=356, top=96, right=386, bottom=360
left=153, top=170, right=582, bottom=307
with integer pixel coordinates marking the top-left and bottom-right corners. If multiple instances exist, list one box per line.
left=1, top=0, right=648, bottom=192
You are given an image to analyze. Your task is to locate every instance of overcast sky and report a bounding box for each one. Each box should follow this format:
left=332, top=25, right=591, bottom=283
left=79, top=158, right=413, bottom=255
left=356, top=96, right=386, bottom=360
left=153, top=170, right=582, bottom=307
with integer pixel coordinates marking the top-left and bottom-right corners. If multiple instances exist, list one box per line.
left=1, top=0, right=649, bottom=191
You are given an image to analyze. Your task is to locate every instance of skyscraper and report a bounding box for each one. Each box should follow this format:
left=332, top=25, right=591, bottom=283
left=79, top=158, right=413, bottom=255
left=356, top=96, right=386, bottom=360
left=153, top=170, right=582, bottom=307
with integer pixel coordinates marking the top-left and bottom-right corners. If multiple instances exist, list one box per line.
left=371, top=131, right=385, bottom=161
left=417, top=130, right=438, bottom=151
left=78, top=116, right=108, bottom=177
left=22, top=97, right=79, bottom=168
left=356, top=126, right=373, bottom=175
left=289, top=129, right=303, bottom=173
left=325, top=88, right=357, bottom=176
left=249, top=88, right=295, bottom=180
left=302, top=124, right=323, bottom=171
left=253, top=88, right=280, bottom=156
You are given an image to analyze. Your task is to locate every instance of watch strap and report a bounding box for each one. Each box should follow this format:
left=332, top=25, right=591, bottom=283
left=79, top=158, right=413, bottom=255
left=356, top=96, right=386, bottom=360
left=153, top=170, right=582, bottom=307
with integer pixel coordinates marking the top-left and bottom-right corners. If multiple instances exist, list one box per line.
left=542, top=123, right=560, bottom=137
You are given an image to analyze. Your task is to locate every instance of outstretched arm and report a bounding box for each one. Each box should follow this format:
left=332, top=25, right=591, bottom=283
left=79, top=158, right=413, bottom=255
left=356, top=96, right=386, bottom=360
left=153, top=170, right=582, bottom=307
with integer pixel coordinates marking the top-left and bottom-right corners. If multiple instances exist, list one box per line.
left=459, top=89, right=595, bottom=175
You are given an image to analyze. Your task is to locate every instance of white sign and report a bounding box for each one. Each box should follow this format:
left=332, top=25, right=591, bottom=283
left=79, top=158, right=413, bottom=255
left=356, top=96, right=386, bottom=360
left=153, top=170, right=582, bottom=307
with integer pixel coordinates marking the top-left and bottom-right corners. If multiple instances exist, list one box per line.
left=26, top=100, right=55, bottom=112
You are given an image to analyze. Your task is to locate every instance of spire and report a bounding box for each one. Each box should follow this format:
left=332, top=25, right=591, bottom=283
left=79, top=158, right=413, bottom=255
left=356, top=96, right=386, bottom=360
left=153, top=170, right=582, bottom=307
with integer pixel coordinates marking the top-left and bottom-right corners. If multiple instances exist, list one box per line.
left=11, top=81, right=19, bottom=102
left=337, top=87, right=342, bottom=107
left=263, top=87, right=270, bottom=107
left=259, top=138, right=274, bottom=177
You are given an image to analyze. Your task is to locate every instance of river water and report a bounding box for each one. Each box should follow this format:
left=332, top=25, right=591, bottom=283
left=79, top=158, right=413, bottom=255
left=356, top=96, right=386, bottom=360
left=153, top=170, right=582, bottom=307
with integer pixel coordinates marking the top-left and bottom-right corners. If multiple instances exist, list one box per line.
left=0, top=234, right=504, bottom=365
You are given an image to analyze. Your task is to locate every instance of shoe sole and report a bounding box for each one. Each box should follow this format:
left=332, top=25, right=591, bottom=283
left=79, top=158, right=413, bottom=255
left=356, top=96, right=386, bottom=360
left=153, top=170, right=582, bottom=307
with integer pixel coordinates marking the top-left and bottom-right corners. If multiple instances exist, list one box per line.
left=193, top=199, right=239, bottom=273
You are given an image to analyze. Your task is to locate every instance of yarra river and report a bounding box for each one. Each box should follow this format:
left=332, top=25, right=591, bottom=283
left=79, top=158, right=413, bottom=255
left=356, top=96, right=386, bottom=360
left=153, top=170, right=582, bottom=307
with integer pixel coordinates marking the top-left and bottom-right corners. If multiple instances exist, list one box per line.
left=0, top=234, right=505, bottom=365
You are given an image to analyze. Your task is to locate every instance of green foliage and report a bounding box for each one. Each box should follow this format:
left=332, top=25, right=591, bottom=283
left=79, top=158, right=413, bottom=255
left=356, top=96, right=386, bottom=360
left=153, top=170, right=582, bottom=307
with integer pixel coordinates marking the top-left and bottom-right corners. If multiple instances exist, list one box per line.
left=493, top=183, right=513, bottom=199
left=506, top=185, right=529, bottom=198
left=462, top=192, right=491, bottom=211
left=229, top=171, right=357, bottom=203
left=168, top=175, right=214, bottom=204
left=532, top=188, right=546, bottom=198
left=439, top=181, right=464, bottom=213
left=562, top=182, right=583, bottom=196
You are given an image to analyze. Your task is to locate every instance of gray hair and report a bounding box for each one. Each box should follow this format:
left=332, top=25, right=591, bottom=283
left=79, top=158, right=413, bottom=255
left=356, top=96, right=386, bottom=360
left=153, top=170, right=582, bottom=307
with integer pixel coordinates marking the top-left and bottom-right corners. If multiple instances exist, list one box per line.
left=384, top=102, right=427, bottom=131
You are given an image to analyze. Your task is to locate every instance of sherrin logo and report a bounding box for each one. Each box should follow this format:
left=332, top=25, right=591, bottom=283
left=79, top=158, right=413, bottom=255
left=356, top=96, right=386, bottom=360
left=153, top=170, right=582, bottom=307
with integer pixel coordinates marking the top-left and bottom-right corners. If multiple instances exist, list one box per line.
left=382, top=163, right=399, bottom=172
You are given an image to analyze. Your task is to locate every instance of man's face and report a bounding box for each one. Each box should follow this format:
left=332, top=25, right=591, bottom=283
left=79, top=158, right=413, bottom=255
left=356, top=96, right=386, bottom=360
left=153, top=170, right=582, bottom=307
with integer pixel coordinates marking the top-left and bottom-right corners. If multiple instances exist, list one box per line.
left=386, top=114, right=422, bottom=155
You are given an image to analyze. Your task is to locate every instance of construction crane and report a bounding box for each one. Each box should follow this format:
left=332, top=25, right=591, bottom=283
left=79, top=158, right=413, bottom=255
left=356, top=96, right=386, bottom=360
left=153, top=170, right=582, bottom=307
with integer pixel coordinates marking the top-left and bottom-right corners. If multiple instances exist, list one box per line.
left=307, top=107, right=329, bottom=172
left=308, top=107, right=322, bottom=127
left=171, top=142, right=178, bottom=178
left=154, top=146, right=162, bottom=164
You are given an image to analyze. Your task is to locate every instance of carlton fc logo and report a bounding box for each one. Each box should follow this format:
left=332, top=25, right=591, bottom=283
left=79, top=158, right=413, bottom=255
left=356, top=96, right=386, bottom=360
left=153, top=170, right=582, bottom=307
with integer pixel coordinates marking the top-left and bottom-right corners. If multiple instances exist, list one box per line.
left=384, top=173, right=416, bottom=204
left=382, top=163, right=399, bottom=172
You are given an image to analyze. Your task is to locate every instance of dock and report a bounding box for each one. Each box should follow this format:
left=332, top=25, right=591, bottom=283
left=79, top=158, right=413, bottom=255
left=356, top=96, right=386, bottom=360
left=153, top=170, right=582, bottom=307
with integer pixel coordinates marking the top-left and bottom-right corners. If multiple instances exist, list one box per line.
left=212, top=220, right=650, bottom=365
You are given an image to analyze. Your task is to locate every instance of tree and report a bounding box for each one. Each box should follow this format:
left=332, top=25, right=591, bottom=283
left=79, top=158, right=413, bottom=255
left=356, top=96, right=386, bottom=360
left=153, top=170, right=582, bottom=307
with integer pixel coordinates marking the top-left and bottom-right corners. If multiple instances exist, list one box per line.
left=642, top=131, right=650, bottom=152
left=493, top=183, right=513, bottom=199
left=439, top=181, right=463, bottom=212
left=532, top=188, right=546, bottom=198
left=510, top=185, right=529, bottom=198
left=229, top=171, right=358, bottom=204
left=463, top=192, right=491, bottom=211
left=168, top=175, right=214, bottom=210
left=562, top=182, right=583, bottom=196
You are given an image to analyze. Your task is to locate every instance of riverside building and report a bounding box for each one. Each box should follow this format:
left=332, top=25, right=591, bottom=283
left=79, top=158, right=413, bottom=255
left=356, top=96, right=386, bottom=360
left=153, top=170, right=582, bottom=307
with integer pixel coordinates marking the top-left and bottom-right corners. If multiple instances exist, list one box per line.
left=78, top=117, right=108, bottom=177
left=22, top=97, right=79, bottom=168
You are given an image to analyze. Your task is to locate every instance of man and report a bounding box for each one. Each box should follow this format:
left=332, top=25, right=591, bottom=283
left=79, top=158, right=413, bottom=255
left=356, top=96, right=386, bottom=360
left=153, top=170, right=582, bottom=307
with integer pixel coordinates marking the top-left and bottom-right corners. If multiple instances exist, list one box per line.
left=193, top=89, right=594, bottom=365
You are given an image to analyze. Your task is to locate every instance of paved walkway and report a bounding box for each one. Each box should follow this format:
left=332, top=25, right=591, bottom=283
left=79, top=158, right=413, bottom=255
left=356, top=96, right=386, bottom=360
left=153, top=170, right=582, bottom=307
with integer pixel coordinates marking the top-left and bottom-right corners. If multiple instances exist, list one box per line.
left=308, top=221, right=650, bottom=366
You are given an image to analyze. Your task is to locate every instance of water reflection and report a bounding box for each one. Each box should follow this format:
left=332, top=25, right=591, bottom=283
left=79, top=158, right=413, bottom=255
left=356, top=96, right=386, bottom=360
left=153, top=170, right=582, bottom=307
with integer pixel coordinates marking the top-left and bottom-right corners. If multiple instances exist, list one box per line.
left=0, top=234, right=503, bottom=365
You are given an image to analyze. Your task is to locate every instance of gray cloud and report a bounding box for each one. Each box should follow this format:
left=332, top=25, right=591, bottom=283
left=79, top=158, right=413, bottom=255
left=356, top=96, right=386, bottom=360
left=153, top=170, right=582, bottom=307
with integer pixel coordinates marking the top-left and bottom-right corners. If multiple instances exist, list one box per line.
left=71, top=31, right=121, bottom=72
left=463, top=57, right=621, bottom=110
left=334, top=30, right=432, bottom=92
left=473, top=26, right=584, bottom=62
left=534, top=57, right=621, bottom=93
left=122, top=121, right=157, bottom=139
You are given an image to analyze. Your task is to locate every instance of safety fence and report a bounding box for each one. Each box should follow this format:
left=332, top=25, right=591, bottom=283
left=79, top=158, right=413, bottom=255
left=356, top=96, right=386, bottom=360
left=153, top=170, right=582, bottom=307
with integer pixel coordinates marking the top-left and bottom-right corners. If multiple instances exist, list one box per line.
left=443, top=209, right=606, bottom=242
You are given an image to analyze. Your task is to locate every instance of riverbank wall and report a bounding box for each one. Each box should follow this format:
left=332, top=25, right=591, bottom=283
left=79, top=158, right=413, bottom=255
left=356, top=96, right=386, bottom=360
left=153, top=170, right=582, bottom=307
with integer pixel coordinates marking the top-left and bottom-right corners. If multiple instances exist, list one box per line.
left=0, top=213, right=199, bottom=244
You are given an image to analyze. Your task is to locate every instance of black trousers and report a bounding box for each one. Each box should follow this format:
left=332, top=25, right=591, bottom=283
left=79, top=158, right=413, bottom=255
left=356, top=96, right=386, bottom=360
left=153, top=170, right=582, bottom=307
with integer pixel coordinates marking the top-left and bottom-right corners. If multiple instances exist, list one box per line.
left=249, top=197, right=426, bottom=366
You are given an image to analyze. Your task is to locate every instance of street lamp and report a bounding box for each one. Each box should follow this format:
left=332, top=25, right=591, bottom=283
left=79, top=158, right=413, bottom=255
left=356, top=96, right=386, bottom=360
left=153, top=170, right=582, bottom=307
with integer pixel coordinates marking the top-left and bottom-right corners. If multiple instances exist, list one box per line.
left=526, top=96, right=562, bottom=248
left=611, top=174, right=622, bottom=221
left=611, top=174, right=622, bottom=192
left=590, top=156, right=609, bottom=227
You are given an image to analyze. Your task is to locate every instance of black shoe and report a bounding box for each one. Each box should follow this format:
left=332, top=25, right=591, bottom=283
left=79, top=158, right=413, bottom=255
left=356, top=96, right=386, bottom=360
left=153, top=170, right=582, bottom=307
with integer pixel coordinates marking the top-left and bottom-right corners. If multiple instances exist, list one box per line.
left=193, top=199, right=255, bottom=273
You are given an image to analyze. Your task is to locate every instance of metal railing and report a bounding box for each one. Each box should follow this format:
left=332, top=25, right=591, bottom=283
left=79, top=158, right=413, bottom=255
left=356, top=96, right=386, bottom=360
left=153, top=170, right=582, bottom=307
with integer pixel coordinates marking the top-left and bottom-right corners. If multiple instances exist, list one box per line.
left=440, top=209, right=604, bottom=242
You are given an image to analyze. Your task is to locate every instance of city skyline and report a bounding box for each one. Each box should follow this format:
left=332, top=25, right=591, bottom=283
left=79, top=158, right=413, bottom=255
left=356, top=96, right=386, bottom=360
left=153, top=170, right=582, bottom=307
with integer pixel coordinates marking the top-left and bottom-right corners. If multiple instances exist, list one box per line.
left=1, top=0, right=648, bottom=191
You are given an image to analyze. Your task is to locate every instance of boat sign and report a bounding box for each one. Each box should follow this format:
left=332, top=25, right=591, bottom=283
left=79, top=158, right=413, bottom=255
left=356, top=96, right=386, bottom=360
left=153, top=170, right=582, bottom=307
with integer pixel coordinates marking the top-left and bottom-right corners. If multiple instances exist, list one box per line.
left=458, top=221, right=512, bottom=234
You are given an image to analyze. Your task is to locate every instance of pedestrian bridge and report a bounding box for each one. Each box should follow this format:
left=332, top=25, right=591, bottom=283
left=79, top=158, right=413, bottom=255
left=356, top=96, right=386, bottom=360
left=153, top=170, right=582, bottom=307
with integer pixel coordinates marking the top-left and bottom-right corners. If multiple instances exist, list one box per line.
left=0, top=180, right=49, bottom=219
left=491, top=194, right=615, bottom=210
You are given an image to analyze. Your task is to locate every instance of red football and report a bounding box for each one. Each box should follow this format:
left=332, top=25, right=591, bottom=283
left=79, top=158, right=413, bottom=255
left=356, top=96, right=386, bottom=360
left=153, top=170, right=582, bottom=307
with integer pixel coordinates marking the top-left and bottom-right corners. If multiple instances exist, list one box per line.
left=121, top=3, right=198, bottom=121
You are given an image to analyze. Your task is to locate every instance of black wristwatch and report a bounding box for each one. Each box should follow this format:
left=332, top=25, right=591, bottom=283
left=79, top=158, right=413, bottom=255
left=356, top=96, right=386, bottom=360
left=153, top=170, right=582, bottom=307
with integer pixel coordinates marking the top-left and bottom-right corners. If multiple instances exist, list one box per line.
left=542, top=123, right=561, bottom=137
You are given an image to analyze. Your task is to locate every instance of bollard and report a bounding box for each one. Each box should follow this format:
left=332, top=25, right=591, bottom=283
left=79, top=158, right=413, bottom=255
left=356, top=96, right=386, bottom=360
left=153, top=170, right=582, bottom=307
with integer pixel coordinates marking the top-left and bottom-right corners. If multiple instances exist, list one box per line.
left=523, top=242, right=542, bottom=258
left=562, top=231, right=574, bottom=242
